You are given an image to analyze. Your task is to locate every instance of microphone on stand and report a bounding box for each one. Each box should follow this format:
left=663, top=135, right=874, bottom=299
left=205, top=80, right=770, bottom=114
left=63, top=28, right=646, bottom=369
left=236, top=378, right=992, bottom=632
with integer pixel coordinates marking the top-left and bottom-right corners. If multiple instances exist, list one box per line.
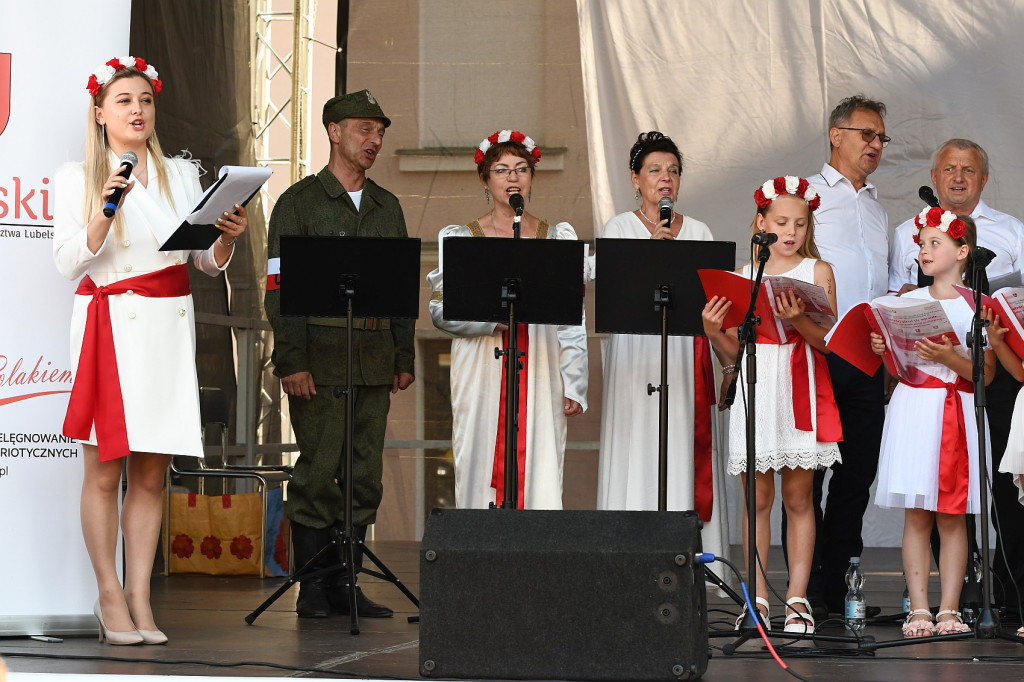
left=103, top=151, right=138, bottom=217
left=919, top=186, right=940, bottom=209
left=751, top=232, right=778, bottom=246
left=658, top=196, right=673, bottom=228
left=509, top=192, right=524, bottom=239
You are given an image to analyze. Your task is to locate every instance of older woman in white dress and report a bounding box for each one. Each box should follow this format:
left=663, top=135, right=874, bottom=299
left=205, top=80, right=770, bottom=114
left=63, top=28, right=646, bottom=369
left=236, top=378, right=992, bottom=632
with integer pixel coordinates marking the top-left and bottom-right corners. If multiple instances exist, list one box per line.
left=594, top=131, right=729, bottom=564
left=427, top=130, right=588, bottom=509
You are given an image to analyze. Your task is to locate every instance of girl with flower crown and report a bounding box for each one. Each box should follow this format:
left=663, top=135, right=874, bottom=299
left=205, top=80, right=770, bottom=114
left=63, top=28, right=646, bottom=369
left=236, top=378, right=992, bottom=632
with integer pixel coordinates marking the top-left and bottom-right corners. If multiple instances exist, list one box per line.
left=53, top=57, right=247, bottom=645
left=870, top=209, right=994, bottom=637
left=426, top=130, right=588, bottom=509
left=702, top=176, right=842, bottom=634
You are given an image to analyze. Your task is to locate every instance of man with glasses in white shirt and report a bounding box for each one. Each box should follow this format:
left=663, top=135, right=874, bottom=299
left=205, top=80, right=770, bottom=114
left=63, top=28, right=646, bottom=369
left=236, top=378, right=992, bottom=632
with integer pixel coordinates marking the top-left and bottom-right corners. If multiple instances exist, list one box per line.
left=888, top=138, right=1024, bottom=611
left=796, top=95, right=890, bottom=620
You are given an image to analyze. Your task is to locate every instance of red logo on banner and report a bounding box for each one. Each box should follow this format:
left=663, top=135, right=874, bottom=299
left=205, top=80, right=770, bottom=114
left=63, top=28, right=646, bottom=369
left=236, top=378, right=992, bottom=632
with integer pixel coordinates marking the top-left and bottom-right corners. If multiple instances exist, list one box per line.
left=0, top=53, right=10, bottom=137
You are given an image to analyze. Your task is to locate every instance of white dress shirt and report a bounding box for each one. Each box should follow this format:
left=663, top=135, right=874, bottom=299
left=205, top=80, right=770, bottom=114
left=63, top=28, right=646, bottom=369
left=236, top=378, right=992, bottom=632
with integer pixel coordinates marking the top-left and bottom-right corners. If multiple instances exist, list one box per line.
left=808, top=163, right=890, bottom=317
left=888, top=198, right=1024, bottom=293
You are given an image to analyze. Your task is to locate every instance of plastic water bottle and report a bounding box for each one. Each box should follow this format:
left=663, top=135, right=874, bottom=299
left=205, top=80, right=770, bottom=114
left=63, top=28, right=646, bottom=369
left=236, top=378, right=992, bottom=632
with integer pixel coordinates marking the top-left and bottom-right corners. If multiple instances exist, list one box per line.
left=901, top=573, right=910, bottom=614
left=844, top=556, right=866, bottom=631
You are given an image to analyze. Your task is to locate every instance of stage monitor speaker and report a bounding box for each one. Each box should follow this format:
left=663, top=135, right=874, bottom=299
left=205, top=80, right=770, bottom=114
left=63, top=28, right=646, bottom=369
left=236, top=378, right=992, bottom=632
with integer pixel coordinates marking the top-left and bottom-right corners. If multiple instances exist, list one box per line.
left=419, top=509, right=708, bottom=681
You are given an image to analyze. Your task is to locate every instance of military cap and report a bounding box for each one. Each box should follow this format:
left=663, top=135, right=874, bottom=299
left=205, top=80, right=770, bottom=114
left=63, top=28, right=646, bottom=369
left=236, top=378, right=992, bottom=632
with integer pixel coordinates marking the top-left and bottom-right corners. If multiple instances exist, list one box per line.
left=322, top=89, right=391, bottom=128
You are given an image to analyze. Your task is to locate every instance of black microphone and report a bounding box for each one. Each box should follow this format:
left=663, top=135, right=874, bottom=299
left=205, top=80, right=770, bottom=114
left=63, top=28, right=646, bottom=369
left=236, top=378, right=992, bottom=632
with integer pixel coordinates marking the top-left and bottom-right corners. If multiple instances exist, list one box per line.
left=509, top=192, right=524, bottom=239
left=103, top=151, right=138, bottom=217
left=508, top=192, right=524, bottom=215
left=751, top=232, right=778, bottom=246
left=658, top=196, right=673, bottom=227
left=918, top=186, right=940, bottom=209
left=975, top=246, right=997, bottom=268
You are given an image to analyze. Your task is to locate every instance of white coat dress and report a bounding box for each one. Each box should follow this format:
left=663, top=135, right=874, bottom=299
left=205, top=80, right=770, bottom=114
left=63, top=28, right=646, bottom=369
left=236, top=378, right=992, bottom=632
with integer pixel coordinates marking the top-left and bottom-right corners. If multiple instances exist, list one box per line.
left=53, top=152, right=229, bottom=458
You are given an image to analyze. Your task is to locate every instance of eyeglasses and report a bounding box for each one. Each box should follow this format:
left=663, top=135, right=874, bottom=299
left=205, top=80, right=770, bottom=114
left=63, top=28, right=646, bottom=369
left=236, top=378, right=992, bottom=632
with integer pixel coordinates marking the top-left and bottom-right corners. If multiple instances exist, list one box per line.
left=489, top=166, right=531, bottom=177
left=837, top=127, right=891, bottom=147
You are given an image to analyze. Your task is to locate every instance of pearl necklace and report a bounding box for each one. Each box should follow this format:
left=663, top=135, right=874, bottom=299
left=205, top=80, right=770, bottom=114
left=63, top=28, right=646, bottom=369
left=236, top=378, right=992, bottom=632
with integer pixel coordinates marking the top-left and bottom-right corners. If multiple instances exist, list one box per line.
left=638, top=207, right=672, bottom=227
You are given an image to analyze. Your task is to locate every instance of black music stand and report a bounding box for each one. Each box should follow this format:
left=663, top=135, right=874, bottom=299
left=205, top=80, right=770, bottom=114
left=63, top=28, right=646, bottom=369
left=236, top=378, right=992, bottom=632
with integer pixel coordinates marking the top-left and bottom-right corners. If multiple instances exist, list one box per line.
left=442, top=236, right=584, bottom=508
left=245, top=236, right=421, bottom=635
left=595, top=238, right=734, bottom=507
left=595, top=238, right=738, bottom=599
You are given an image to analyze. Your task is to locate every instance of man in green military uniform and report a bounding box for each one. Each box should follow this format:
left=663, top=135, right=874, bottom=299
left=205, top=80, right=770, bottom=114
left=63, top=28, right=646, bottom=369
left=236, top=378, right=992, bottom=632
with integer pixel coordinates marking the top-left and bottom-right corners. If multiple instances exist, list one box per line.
left=265, top=89, right=415, bottom=618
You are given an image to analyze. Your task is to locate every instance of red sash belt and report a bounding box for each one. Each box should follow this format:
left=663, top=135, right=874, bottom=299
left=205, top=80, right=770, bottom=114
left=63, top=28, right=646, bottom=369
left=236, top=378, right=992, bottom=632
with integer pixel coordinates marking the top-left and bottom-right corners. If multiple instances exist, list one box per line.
left=756, top=330, right=843, bottom=443
left=693, top=337, right=714, bottom=522
left=900, top=375, right=973, bottom=514
left=491, top=325, right=529, bottom=505
left=63, top=265, right=191, bottom=462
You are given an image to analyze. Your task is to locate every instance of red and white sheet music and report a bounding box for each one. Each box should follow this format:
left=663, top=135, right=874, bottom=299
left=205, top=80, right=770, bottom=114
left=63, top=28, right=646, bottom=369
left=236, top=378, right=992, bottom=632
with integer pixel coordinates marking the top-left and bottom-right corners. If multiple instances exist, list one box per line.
left=698, top=269, right=835, bottom=344
left=954, top=284, right=1024, bottom=360
left=826, top=295, right=966, bottom=383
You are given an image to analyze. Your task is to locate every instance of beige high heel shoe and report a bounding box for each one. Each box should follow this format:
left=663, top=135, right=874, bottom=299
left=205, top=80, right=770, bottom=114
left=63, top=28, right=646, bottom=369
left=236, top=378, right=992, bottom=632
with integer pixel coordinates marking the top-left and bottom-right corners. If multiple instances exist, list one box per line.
left=135, top=627, right=168, bottom=645
left=93, top=600, right=143, bottom=645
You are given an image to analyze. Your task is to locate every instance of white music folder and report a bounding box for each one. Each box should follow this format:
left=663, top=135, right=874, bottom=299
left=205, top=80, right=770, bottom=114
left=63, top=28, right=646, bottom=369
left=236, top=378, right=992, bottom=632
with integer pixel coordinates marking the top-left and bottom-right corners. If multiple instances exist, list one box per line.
left=159, top=165, right=273, bottom=251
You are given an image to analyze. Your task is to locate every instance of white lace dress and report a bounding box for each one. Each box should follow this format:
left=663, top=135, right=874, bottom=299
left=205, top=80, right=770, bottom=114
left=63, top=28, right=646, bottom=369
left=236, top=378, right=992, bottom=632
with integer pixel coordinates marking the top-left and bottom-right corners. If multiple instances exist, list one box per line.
left=726, top=257, right=842, bottom=475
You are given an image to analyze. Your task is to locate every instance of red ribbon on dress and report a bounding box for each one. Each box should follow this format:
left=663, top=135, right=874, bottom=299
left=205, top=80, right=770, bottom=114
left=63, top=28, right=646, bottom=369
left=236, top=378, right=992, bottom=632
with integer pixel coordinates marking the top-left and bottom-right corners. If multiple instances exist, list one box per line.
left=490, top=325, right=529, bottom=506
left=755, top=329, right=843, bottom=443
left=692, top=337, right=715, bottom=522
left=901, top=375, right=973, bottom=514
left=63, top=265, right=191, bottom=462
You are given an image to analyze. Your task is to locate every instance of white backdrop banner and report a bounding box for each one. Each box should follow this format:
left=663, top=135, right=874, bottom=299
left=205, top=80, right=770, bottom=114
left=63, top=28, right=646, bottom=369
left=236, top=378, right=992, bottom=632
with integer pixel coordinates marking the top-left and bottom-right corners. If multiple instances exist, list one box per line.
left=577, top=0, right=1024, bottom=546
left=0, top=0, right=130, bottom=634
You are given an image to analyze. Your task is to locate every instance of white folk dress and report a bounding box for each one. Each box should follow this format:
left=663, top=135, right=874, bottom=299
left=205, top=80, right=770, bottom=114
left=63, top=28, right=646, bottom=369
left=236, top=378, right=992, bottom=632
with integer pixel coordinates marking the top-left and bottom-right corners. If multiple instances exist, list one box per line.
left=726, top=258, right=842, bottom=475
left=53, top=152, right=229, bottom=458
left=594, top=210, right=730, bottom=571
left=427, top=221, right=589, bottom=509
left=998, top=377, right=1024, bottom=504
left=875, top=287, right=989, bottom=513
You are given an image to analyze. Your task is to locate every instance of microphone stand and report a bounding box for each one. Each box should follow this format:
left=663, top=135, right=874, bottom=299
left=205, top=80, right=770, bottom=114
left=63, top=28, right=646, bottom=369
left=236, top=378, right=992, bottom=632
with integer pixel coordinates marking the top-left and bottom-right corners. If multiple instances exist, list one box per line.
left=966, top=248, right=1004, bottom=639
left=723, top=241, right=771, bottom=651
left=494, top=197, right=525, bottom=508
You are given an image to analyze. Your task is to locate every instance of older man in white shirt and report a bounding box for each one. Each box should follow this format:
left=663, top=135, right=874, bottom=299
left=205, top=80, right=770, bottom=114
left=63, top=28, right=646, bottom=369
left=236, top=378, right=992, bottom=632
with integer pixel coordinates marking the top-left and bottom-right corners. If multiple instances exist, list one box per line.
left=795, top=95, right=890, bottom=619
left=888, top=138, right=1024, bottom=607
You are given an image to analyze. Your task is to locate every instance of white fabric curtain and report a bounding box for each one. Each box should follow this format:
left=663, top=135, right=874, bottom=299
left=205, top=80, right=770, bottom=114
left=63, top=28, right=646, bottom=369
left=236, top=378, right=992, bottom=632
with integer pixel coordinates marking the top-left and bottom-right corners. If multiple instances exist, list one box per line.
left=577, top=0, right=1024, bottom=546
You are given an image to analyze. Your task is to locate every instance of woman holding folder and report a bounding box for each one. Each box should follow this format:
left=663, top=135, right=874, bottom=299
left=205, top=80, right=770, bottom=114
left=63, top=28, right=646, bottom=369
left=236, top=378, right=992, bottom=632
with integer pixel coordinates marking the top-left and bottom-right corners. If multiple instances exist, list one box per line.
left=53, top=57, right=247, bottom=645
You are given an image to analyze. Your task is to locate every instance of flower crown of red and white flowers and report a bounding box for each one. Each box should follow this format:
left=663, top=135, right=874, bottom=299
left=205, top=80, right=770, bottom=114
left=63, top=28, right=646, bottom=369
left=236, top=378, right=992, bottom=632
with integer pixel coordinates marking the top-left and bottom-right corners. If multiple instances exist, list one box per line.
left=754, top=176, right=821, bottom=212
left=912, top=206, right=966, bottom=243
left=87, top=56, right=162, bottom=98
left=475, top=130, right=541, bottom=166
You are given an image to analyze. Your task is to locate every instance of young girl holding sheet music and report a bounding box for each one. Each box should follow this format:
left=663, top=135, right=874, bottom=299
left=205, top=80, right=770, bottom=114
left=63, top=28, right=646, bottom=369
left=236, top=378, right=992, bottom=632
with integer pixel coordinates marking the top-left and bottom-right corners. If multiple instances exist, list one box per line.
left=702, top=177, right=841, bottom=635
left=870, top=208, right=994, bottom=638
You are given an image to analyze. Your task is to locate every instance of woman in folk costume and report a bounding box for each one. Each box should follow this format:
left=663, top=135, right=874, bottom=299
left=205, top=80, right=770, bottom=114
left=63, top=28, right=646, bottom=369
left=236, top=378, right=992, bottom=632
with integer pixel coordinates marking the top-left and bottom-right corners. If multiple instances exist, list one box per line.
left=871, top=209, right=993, bottom=637
left=427, top=130, right=588, bottom=509
left=594, top=131, right=729, bottom=564
left=53, top=57, right=247, bottom=645
left=702, top=177, right=842, bottom=634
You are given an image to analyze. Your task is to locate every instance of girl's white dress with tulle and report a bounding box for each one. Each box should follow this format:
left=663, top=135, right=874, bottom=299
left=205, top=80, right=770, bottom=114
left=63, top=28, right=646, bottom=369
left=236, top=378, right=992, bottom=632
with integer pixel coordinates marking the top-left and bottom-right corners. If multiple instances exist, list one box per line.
left=875, top=287, right=989, bottom=512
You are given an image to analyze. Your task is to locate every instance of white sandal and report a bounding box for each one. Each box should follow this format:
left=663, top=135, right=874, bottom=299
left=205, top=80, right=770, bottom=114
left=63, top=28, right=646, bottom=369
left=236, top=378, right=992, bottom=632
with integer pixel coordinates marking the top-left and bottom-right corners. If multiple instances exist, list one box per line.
left=902, top=608, right=935, bottom=638
left=735, top=596, right=770, bottom=630
left=934, top=609, right=970, bottom=635
left=783, top=596, right=816, bottom=634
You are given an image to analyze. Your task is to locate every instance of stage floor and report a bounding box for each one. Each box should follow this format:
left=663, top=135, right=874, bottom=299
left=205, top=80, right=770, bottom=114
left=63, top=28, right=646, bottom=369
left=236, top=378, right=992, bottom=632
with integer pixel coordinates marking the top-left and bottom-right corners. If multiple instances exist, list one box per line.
left=2, top=543, right=1023, bottom=681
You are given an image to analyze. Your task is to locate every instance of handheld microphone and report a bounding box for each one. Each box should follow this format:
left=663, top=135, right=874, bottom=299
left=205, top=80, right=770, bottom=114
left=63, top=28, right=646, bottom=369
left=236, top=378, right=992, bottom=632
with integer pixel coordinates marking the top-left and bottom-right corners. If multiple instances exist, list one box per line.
left=103, top=151, right=138, bottom=217
left=509, top=192, right=524, bottom=238
left=751, top=232, right=778, bottom=246
left=658, top=196, right=673, bottom=227
left=918, top=186, right=940, bottom=209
